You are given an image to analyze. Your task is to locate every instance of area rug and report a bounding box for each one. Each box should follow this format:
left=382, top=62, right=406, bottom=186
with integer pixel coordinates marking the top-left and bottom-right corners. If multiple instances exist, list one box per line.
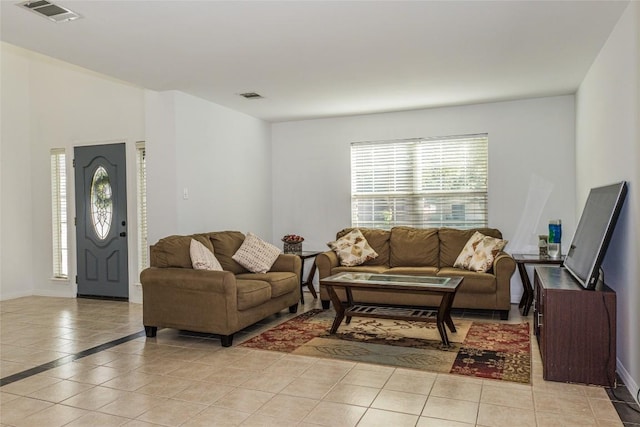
left=241, top=309, right=531, bottom=383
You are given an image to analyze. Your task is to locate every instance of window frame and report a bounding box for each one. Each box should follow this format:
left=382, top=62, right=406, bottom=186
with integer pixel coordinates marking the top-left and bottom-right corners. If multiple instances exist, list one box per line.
left=136, top=141, right=148, bottom=273
left=50, top=148, right=68, bottom=279
left=350, top=134, right=489, bottom=230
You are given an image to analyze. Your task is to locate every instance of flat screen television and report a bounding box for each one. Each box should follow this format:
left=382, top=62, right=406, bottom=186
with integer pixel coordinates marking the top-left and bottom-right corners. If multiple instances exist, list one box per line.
left=564, top=181, right=627, bottom=289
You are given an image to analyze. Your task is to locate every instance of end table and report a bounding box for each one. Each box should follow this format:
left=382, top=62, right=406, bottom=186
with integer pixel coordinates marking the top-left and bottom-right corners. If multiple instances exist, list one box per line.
left=287, top=251, right=321, bottom=304
left=513, top=253, right=564, bottom=316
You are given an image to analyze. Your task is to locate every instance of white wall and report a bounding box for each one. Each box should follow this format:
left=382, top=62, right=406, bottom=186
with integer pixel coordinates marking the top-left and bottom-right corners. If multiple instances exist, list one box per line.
left=576, top=1, right=639, bottom=402
left=1, top=43, right=33, bottom=299
left=272, top=96, right=577, bottom=299
left=0, top=43, right=146, bottom=301
left=145, top=91, right=179, bottom=245
left=145, top=91, right=273, bottom=246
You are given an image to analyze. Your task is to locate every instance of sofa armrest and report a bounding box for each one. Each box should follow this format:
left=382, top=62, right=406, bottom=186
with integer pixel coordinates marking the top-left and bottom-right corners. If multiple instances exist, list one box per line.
left=316, top=250, right=339, bottom=279
left=140, top=267, right=236, bottom=294
left=492, top=252, right=516, bottom=309
left=140, top=267, right=240, bottom=334
left=493, top=251, right=516, bottom=276
left=270, top=254, right=302, bottom=276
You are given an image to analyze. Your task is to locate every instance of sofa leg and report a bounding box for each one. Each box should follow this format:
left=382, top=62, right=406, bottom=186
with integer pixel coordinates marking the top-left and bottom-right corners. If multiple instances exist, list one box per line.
left=220, top=334, right=234, bottom=347
left=144, top=326, right=157, bottom=338
left=321, top=299, right=330, bottom=310
left=289, top=303, right=299, bottom=313
left=499, top=310, right=509, bottom=321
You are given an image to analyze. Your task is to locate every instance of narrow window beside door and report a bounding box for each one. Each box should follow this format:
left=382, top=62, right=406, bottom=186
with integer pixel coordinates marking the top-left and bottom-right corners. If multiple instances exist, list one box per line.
left=50, top=148, right=68, bottom=278
left=136, top=141, right=148, bottom=272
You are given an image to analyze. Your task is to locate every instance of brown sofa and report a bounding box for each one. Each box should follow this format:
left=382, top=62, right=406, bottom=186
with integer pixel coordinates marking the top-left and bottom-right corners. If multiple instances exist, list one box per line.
left=140, top=231, right=301, bottom=346
left=316, top=227, right=516, bottom=319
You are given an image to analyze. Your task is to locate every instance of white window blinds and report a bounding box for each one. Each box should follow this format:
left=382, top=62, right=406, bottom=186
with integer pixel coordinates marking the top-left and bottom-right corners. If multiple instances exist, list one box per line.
left=50, top=148, right=68, bottom=278
left=136, top=141, right=148, bottom=272
left=351, top=134, right=488, bottom=229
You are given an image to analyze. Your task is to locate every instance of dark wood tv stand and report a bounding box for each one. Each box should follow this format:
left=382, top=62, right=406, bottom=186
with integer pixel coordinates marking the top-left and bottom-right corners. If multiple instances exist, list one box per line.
left=533, top=266, right=616, bottom=387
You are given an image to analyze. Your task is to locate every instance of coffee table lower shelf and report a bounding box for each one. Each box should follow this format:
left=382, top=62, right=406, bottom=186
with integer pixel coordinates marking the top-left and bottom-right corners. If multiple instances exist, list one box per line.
left=332, top=302, right=457, bottom=347
left=345, top=304, right=436, bottom=320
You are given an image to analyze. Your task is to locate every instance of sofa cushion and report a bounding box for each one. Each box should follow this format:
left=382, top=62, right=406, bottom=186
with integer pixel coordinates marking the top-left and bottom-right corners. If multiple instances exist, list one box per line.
left=453, top=231, right=508, bottom=273
left=328, top=228, right=379, bottom=267
left=150, top=234, right=213, bottom=268
left=438, top=228, right=503, bottom=268
left=385, top=266, right=439, bottom=276
left=208, top=231, right=249, bottom=274
left=190, top=239, right=223, bottom=271
left=232, top=232, right=281, bottom=274
left=236, top=272, right=298, bottom=298
left=331, top=265, right=389, bottom=276
left=437, top=267, right=497, bottom=294
left=236, top=280, right=271, bottom=310
left=390, top=227, right=439, bottom=267
left=336, top=228, right=390, bottom=266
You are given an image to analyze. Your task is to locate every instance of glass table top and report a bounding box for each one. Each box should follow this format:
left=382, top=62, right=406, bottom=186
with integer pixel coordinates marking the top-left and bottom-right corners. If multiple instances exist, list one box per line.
left=322, top=272, right=462, bottom=290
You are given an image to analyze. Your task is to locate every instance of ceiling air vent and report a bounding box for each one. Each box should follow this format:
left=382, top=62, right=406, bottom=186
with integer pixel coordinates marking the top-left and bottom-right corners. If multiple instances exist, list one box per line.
left=18, top=0, right=81, bottom=23
left=239, top=92, right=264, bottom=100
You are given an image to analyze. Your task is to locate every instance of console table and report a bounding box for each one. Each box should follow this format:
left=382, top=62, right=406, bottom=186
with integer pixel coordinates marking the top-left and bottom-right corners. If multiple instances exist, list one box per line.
left=513, top=253, right=564, bottom=316
left=534, top=266, right=616, bottom=386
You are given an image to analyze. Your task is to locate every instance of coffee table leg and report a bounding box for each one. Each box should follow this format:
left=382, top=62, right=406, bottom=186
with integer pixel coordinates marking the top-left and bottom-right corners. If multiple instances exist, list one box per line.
left=345, top=288, right=354, bottom=324
left=326, top=285, right=345, bottom=334
left=437, top=292, right=458, bottom=346
left=436, top=317, right=450, bottom=347
left=440, top=293, right=456, bottom=333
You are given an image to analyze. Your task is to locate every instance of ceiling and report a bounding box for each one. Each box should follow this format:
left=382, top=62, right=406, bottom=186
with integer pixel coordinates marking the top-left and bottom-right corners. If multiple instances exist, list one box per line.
left=0, top=1, right=629, bottom=122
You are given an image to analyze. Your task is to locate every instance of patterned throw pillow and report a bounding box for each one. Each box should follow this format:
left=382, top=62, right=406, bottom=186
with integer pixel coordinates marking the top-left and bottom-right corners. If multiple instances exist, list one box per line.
left=453, top=231, right=508, bottom=273
left=327, top=228, right=379, bottom=267
left=232, top=232, right=281, bottom=274
left=190, top=239, right=223, bottom=271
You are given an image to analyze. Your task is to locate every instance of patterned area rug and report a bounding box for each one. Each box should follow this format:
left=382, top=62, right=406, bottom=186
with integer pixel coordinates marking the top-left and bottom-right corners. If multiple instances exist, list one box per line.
left=242, top=309, right=531, bottom=383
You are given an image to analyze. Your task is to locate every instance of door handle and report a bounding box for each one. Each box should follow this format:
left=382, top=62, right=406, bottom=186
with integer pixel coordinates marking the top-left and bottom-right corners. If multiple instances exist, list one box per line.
left=119, top=232, right=127, bottom=237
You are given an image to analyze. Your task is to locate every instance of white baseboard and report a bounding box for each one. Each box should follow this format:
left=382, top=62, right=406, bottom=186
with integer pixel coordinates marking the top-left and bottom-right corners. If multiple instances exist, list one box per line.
left=0, top=290, right=33, bottom=301
left=33, top=288, right=76, bottom=298
left=617, top=358, right=639, bottom=405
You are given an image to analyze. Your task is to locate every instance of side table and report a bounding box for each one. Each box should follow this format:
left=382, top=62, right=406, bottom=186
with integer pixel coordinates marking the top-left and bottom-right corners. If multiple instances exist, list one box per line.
left=288, top=251, right=321, bottom=304
left=513, top=253, right=564, bottom=316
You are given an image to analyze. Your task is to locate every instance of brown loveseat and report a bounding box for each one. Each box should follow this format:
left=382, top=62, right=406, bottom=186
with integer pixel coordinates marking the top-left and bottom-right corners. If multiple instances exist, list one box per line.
left=316, top=227, right=516, bottom=319
left=140, top=231, right=301, bottom=346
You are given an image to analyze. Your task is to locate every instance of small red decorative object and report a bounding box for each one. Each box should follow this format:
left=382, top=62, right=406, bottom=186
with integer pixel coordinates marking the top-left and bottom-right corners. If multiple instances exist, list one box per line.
left=282, top=234, right=304, bottom=244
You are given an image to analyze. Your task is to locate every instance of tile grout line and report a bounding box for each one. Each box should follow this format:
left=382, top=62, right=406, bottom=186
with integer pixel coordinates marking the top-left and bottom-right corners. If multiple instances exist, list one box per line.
left=0, top=330, right=146, bottom=387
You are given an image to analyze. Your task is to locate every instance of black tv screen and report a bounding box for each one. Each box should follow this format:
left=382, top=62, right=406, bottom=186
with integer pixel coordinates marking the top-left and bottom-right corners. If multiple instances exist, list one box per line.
left=564, top=181, right=627, bottom=289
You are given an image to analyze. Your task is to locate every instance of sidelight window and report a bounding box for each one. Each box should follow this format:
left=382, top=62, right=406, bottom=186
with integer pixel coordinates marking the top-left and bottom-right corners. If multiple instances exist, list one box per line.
left=50, top=148, right=68, bottom=278
left=136, top=141, right=148, bottom=271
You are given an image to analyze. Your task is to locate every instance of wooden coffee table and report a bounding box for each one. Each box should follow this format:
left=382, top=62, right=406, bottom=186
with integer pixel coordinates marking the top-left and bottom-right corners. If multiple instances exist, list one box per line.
left=320, top=272, right=463, bottom=346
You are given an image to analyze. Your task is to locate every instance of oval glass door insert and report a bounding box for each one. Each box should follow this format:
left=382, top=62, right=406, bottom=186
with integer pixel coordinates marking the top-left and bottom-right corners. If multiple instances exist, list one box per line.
left=90, top=166, right=113, bottom=240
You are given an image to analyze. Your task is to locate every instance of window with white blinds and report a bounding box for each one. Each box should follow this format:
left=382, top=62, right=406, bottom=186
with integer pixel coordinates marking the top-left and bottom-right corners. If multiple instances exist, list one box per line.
left=50, top=148, right=68, bottom=278
left=351, top=134, right=488, bottom=229
left=136, top=141, right=148, bottom=272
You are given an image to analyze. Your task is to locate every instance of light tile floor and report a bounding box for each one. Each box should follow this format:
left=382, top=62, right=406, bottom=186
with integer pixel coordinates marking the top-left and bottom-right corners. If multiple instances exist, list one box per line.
left=0, top=295, right=631, bottom=426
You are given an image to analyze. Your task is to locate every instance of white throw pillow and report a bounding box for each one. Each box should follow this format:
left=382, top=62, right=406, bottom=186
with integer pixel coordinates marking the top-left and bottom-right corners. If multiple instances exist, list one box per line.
left=453, top=231, right=508, bottom=273
left=327, top=228, right=379, bottom=267
left=190, top=238, right=223, bottom=271
left=232, top=232, right=281, bottom=274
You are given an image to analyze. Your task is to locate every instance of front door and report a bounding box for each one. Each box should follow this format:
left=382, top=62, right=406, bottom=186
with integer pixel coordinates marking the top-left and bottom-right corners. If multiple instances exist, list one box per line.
left=74, top=143, right=129, bottom=299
